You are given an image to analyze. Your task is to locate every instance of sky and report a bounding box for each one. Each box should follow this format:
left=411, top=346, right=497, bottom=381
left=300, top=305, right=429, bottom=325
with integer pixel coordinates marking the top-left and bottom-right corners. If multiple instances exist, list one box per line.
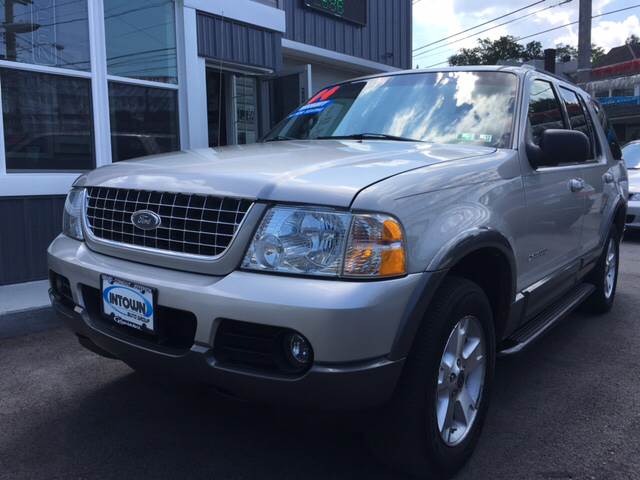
left=412, top=0, right=640, bottom=68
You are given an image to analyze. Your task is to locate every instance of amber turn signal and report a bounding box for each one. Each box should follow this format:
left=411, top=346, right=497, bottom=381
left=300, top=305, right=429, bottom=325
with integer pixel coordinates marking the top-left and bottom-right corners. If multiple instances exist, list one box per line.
left=343, top=215, right=406, bottom=278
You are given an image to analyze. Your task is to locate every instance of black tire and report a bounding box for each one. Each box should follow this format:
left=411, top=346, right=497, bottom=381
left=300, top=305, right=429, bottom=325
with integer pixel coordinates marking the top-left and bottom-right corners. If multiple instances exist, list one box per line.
left=367, top=277, right=496, bottom=479
left=584, top=226, right=620, bottom=314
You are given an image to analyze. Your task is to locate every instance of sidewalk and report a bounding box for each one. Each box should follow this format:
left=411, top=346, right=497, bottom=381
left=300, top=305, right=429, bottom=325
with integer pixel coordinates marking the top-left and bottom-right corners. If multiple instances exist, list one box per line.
left=0, top=280, right=61, bottom=339
left=0, top=280, right=50, bottom=316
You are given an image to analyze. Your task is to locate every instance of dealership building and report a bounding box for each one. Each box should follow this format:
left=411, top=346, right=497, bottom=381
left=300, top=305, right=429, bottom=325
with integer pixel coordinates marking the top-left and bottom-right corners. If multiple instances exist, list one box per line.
left=584, top=42, right=640, bottom=144
left=0, top=0, right=411, bottom=287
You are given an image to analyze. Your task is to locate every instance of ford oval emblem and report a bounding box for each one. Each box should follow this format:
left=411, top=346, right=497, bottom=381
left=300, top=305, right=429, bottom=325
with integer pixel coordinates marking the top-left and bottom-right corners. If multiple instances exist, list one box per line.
left=131, top=210, right=162, bottom=231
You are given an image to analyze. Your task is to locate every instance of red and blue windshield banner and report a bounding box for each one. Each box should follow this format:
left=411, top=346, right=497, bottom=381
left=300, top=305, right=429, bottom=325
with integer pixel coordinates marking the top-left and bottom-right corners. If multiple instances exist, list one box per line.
left=288, top=86, right=341, bottom=118
left=307, top=85, right=340, bottom=104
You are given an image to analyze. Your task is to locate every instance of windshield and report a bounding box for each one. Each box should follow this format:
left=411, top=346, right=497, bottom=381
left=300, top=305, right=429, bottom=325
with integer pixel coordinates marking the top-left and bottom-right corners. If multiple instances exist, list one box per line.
left=623, top=142, right=640, bottom=169
left=264, top=71, right=518, bottom=149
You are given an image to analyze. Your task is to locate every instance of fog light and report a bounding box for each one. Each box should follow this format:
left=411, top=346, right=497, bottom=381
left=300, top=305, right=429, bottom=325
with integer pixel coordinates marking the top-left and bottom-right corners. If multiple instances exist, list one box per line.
left=285, top=333, right=312, bottom=367
left=49, top=271, right=72, bottom=302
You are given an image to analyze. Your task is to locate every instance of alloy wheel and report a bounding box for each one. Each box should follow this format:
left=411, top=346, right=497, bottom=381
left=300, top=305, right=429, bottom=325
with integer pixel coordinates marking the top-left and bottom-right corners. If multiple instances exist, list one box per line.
left=436, top=315, right=487, bottom=447
left=604, top=238, right=618, bottom=300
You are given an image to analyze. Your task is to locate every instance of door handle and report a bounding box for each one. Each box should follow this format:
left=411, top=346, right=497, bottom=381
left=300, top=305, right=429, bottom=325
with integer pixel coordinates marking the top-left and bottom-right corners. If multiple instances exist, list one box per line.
left=604, top=172, right=614, bottom=183
left=569, top=178, right=585, bottom=192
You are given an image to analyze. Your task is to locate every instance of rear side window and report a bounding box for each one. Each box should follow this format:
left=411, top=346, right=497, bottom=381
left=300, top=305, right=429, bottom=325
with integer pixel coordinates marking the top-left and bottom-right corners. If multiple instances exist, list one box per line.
left=559, top=87, right=596, bottom=159
left=591, top=99, right=622, bottom=159
left=528, top=80, right=564, bottom=145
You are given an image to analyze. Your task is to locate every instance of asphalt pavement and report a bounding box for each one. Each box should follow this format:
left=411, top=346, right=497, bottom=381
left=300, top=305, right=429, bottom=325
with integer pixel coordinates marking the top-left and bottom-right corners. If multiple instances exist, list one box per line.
left=1, top=236, right=640, bottom=479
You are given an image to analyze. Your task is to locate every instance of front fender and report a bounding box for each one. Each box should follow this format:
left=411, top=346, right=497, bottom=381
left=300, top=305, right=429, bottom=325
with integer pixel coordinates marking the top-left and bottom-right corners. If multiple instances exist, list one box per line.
left=426, top=228, right=517, bottom=275
left=389, top=229, right=517, bottom=360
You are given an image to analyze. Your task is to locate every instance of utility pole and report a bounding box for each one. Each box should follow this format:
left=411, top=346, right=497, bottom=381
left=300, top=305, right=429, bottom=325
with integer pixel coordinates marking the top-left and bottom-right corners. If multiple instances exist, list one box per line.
left=577, top=0, right=592, bottom=84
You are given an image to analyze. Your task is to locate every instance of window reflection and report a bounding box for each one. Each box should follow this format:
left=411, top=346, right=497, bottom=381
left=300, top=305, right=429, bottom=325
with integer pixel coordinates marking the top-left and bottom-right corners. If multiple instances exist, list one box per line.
left=265, top=72, right=518, bottom=149
left=108, top=81, right=180, bottom=162
left=1, top=68, right=94, bottom=171
left=528, top=80, right=564, bottom=145
left=0, top=0, right=90, bottom=70
left=104, top=0, right=177, bottom=84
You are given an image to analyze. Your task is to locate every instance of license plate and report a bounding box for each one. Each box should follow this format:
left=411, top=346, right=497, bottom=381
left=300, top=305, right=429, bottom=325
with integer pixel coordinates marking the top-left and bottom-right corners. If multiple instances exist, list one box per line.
left=101, top=275, right=156, bottom=333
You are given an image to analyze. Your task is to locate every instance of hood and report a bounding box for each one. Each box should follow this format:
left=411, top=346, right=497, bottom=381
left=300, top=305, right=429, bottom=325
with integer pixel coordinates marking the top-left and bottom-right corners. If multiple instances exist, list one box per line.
left=77, top=140, right=496, bottom=207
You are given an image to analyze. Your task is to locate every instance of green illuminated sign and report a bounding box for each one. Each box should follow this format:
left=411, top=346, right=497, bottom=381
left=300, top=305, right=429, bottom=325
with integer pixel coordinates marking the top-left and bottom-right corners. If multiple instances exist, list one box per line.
left=303, top=0, right=367, bottom=26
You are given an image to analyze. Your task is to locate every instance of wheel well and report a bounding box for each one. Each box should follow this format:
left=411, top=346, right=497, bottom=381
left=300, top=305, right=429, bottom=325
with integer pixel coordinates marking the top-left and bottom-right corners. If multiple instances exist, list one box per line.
left=448, top=248, right=513, bottom=341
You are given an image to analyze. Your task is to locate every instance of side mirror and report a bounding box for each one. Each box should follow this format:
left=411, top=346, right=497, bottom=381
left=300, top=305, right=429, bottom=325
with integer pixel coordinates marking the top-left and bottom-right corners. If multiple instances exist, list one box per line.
left=526, top=129, right=591, bottom=168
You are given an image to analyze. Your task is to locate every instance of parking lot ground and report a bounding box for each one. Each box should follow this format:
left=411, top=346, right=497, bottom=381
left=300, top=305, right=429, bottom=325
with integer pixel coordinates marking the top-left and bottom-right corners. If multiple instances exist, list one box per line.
left=1, top=236, right=640, bottom=480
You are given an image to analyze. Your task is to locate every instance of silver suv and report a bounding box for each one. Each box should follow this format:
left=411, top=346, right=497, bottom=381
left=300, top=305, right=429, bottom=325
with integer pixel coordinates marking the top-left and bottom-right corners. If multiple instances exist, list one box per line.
left=48, top=66, right=628, bottom=479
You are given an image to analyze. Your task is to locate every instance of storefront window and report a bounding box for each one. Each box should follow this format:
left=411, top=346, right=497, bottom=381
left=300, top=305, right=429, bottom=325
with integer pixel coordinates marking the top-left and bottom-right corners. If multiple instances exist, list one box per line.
left=104, top=0, right=177, bottom=84
left=0, top=0, right=91, bottom=71
left=1, top=68, right=94, bottom=171
left=108, top=81, right=180, bottom=162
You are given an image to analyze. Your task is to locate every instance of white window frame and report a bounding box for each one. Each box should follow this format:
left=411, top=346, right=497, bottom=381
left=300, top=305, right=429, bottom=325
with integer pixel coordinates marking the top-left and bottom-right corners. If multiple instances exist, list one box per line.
left=0, top=0, right=184, bottom=197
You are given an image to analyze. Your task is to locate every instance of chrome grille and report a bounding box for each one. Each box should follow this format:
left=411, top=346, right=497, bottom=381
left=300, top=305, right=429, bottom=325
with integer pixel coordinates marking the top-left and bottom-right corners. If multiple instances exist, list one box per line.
left=85, top=187, right=252, bottom=257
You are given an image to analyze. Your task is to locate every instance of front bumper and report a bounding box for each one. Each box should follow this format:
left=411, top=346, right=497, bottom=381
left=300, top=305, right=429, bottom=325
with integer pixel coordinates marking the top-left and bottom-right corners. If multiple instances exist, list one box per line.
left=48, top=235, right=429, bottom=409
left=627, top=199, right=640, bottom=229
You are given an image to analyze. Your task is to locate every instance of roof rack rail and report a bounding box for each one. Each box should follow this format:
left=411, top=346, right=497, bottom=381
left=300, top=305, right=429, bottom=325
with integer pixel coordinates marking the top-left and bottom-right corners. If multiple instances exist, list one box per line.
left=519, top=64, right=576, bottom=84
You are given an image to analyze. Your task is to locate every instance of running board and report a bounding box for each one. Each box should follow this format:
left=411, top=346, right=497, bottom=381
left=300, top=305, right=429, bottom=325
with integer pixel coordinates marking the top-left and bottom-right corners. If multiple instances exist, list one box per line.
left=499, top=283, right=595, bottom=356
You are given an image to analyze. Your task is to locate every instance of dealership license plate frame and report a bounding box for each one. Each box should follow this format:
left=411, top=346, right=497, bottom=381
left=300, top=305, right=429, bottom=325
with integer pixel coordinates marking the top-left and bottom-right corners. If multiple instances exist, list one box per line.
left=100, top=275, right=157, bottom=334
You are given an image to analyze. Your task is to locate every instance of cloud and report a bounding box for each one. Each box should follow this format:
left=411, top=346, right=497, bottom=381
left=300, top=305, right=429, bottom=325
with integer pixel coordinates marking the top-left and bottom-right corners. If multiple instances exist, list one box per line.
left=592, top=15, right=640, bottom=48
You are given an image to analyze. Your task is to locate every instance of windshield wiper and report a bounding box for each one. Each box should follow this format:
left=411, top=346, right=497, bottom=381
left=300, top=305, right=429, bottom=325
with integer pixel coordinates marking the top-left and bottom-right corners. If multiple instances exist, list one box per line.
left=316, top=133, right=422, bottom=142
left=263, top=135, right=296, bottom=142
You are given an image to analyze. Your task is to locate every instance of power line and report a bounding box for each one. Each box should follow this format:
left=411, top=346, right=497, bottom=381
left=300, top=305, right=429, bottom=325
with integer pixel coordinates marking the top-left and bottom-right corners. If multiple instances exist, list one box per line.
left=424, top=59, right=451, bottom=68
left=414, top=0, right=572, bottom=60
left=420, top=3, right=640, bottom=67
left=516, top=3, right=640, bottom=41
left=413, top=0, right=547, bottom=53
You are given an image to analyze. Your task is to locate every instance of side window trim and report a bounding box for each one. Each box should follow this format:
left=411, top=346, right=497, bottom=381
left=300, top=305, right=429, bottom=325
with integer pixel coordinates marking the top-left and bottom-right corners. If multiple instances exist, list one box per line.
left=554, top=83, right=572, bottom=130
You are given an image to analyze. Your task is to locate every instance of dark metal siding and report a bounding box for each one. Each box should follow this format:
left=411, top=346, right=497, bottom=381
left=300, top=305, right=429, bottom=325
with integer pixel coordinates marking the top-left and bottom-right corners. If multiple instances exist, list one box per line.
left=0, top=196, right=65, bottom=285
left=282, top=0, right=412, bottom=69
left=197, top=12, right=283, bottom=71
left=605, top=103, right=640, bottom=120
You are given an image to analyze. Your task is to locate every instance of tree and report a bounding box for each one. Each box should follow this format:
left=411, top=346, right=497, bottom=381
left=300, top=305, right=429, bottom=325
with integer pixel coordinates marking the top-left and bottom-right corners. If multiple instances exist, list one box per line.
left=555, top=43, right=603, bottom=64
left=591, top=44, right=605, bottom=64
left=523, top=41, right=543, bottom=61
left=555, top=44, right=578, bottom=63
left=448, top=47, right=484, bottom=66
left=449, top=35, right=543, bottom=66
left=627, top=34, right=639, bottom=45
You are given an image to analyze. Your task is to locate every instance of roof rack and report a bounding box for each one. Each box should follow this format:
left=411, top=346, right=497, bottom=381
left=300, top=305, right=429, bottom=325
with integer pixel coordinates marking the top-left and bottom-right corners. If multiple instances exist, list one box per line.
left=518, top=63, right=576, bottom=84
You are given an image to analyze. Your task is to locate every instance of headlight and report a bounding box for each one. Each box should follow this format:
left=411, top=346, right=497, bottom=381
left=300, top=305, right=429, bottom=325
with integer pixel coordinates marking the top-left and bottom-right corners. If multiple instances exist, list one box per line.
left=242, top=206, right=406, bottom=278
left=62, top=187, right=85, bottom=241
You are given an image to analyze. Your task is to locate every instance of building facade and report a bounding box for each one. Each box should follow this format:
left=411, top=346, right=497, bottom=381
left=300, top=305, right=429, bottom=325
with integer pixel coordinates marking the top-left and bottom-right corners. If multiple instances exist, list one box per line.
left=584, top=42, right=640, bottom=143
left=0, top=0, right=412, bottom=286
